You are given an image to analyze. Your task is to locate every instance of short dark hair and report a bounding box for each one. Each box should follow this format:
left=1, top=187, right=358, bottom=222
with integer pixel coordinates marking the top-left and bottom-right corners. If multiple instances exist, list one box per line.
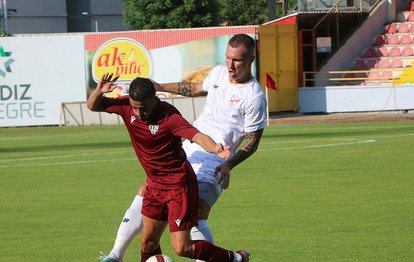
left=228, top=34, right=256, bottom=59
left=129, top=77, right=155, bottom=101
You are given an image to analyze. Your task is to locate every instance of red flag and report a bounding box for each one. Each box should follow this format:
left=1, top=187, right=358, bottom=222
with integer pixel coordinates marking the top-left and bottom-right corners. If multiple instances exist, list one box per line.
left=266, top=73, right=277, bottom=90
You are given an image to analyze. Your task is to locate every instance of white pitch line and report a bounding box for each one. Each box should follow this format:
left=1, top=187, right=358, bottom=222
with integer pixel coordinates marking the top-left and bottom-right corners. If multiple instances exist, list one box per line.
left=0, top=151, right=132, bottom=163
left=259, top=132, right=414, bottom=150
left=1, top=133, right=413, bottom=169
left=258, top=139, right=376, bottom=151
left=0, top=157, right=136, bottom=168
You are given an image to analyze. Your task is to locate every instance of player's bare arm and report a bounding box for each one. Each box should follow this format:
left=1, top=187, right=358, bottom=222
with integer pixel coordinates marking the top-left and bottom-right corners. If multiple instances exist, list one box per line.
left=191, top=132, right=231, bottom=159
left=87, top=73, right=119, bottom=111
left=154, top=81, right=207, bottom=97
left=214, top=129, right=264, bottom=189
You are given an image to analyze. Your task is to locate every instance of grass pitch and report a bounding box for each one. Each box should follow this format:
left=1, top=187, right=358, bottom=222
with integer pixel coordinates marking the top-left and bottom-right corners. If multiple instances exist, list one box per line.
left=0, top=120, right=413, bottom=261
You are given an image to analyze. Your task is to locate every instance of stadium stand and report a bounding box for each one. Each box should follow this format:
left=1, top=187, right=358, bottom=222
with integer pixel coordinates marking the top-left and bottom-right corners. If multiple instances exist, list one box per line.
left=390, top=58, right=403, bottom=68
left=347, top=1, right=414, bottom=86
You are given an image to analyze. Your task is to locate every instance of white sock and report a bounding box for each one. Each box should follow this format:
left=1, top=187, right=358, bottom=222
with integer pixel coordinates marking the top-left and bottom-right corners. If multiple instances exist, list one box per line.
left=191, top=219, right=214, bottom=243
left=233, top=252, right=242, bottom=262
left=191, top=220, right=214, bottom=262
left=109, top=195, right=143, bottom=260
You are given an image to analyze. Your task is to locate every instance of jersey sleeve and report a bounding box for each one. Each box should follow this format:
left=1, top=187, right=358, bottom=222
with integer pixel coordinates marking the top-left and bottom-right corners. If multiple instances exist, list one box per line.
left=103, top=95, right=130, bottom=115
left=168, top=111, right=200, bottom=140
left=201, top=65, right=222, bottom=93
left=244, top=95, right=267, bottom=132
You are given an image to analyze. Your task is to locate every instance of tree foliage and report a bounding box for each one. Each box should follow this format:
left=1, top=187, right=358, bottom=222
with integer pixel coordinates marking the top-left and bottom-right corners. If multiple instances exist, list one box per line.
left=123, top=0, right=221, bottom=29
left=122, top=0, right=299, bottom=29
left=220, top=0, right=268, bottom=26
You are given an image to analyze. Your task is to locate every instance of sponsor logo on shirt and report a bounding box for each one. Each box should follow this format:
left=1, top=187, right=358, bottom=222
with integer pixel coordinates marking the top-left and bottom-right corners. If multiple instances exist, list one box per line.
left=149, top=124, right=159, bottom=134
left=175, top=218, right=182, bottom=227
left=130, top=115, right=136, bottom=123
left=229, top=95, right=241, bottom=104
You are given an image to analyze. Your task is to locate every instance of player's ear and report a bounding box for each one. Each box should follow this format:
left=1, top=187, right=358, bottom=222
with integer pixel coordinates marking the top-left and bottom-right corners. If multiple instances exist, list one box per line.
left=249, top=54, right=255, bottom=63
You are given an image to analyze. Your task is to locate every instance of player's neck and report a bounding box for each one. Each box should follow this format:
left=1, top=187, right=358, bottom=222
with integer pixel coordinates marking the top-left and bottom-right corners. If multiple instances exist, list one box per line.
left=230, top=74, right=253, bottom=84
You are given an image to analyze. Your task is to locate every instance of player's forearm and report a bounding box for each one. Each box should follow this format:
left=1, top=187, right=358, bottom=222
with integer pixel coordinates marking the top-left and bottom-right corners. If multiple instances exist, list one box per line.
left=225, top=129, right=264, bottom=169
left=191, top=132, right=221, bottom=154
left=86, top=88, right=105, bottom=111
left=158, top=82, right=206, bottom=97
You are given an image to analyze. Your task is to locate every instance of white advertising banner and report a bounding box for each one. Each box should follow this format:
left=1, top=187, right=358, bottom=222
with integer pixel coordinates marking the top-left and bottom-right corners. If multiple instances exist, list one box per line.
left=0, top=35, right=86, bottom=127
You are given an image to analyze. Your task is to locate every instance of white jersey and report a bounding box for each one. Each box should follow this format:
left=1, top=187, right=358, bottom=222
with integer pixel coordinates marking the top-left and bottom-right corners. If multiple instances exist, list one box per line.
left=183, top=64, right=266, bottom=186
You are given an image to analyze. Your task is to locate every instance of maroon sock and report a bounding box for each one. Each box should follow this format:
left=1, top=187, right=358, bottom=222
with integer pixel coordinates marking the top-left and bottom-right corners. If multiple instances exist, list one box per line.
left=191, top=240, right=235, bottom=262
left=141, top=245, right=162, bottom=262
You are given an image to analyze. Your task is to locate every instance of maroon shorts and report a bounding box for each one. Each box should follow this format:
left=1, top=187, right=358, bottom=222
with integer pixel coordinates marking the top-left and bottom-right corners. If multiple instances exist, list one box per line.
left=142, top=184, right=198, bottom=232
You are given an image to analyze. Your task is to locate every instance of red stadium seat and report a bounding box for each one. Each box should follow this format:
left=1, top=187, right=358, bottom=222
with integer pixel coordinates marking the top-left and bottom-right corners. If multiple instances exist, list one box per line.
left=406, top=2, right=414, bottom=11
left=368, top=71, right=381, bottom=79
left=363, top=47, right=377, bottom=58
left=385, top=23, right=397, bottom=34
left=365, top=59, right=378, bottom=69
left=344, top=73, right=355, bottom=79
left=377, top=47, right=389, bottom=57
left=354, top=72, right=368, bottom=79
left=397, top=23, right=410, bottom=33
left=410, top=24, right=414, bottom=33
left=381, top=71, right=393, bottom=79
left=377, top=59, right=391, bottom=69
left=401, top=46, right=414, bottom=56
left=352, top=60, right=367, bottom=70
left=390, top=59, right=403, bottom=68
left=374, top=35, right=387, bottom=45
left=389, top=47, right=402, bottom=57
left=408, top=12, right=414, bottom=22
left=399, top=35, right=412, bottom=44
left=387, top=35, right=400, bottom=45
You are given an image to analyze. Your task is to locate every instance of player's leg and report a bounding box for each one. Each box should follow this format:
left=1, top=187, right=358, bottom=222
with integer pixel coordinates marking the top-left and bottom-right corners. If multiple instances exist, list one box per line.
left=169, top=181, right=249, bottom=261
left=191, top=182, right=221, bottom=241
left=140, top=215, right=167, bottom=261
left=100, top=185, right=146, bottom=262
left=190, top=182, right=219, bottom=243
left=170, top=230, right=249, bottom=262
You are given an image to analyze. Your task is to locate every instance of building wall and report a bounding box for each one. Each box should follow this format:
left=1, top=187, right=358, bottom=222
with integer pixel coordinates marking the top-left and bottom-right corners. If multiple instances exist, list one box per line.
left=1, top=0, right=127, bottom=34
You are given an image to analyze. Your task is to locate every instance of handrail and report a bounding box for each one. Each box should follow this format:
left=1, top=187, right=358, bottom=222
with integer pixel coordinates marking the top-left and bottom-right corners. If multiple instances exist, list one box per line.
left=302, top=68, right=405, bottom=87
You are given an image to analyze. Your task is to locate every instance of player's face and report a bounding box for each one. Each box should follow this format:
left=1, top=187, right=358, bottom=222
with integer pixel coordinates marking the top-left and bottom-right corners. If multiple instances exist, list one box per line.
left=225, top=44, right=254, bottom=84
left=129, top=97, right=157, bottom=120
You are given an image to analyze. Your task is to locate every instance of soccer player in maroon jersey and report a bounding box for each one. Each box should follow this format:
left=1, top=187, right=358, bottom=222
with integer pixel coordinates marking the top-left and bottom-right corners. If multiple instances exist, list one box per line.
left=87, top=73, right=249, bottom=262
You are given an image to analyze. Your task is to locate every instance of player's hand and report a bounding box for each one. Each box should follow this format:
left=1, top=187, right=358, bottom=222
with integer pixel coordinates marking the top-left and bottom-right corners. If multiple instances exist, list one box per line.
left=151, top=79, right=161, bottom=91
left=215, top=143, right=230, bottom=159
left=214, top=163, right=232, bottom=189
left=97, top=73, right=120, bottom=93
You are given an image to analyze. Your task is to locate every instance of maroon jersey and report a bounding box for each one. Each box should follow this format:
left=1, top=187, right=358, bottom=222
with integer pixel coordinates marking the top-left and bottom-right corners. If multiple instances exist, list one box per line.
left=102, top=96, right=199, bottom=189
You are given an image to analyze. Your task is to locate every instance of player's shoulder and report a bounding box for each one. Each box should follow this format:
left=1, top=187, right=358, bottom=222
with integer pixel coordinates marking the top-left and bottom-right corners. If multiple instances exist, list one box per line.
left=244, top=78, right=265, bottom=97
left=159, top=100, right=182, bottom=116
left=209, top=64, right=227, bottom=76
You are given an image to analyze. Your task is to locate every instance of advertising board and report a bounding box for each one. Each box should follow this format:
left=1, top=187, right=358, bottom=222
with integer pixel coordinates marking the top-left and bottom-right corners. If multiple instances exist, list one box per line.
left=0, top=35, right=86, bottom=127
left=84, top=26, right=257, bottom=98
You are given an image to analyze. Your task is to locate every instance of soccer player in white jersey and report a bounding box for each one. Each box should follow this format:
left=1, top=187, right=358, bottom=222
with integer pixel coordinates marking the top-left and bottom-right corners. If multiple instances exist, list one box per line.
left=100, top=34, right=266, bottom=262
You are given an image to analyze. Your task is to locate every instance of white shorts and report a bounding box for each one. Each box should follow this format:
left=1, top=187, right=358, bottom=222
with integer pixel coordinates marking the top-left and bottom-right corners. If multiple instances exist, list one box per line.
left=182, top=140, right=224, bottom=207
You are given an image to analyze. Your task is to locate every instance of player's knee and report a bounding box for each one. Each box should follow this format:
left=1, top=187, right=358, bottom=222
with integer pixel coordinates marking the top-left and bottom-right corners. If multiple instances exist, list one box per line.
left=172, top=243, right=192, bottom=257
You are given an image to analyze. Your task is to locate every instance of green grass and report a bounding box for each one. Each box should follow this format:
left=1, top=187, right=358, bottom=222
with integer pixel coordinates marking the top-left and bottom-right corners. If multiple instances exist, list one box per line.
left=1, top=121, right=413, bottom=261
